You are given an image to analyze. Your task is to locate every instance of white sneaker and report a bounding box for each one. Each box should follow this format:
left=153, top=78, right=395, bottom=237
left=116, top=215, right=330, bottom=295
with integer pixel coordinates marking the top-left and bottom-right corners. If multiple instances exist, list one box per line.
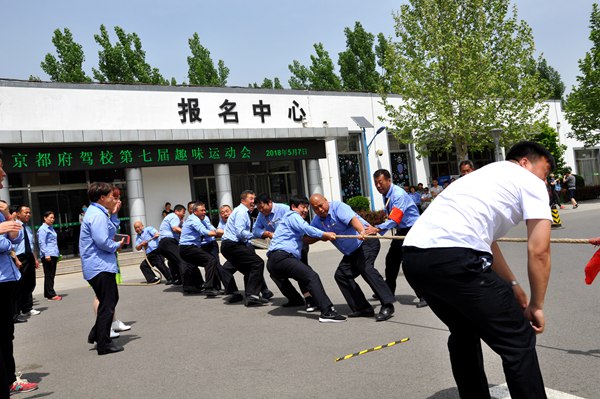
left=111, top=320, right=131, bottom=332
left=24, top=309, right=41, bottom=316
left=110, top=329, right=120, bottom=339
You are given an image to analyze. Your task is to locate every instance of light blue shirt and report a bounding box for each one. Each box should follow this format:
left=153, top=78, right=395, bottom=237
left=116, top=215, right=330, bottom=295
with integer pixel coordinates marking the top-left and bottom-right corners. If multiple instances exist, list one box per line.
left=79, top=202, right=121, bottom=280
left=408, top=192, right=421, bottom=206
left=0, top=212, right=23, bottom=283
left=180, top=214, right=214, bottom=247
left=253, top=203, right=289, bottom=238
left=199, top=217, right=217, bottom=246
left=377, top=184, right=420, bottom=233
left=217, top=218, right=226, bottom=231
left=37, top=223, right=60, bottom=257
left=135, top=226, right=159, bottom=254
left=159, top=213, right=182, bottom=241
left=14, top=222, right=34, bottom=256
left=268, top=210, right=324, bottom=259
left=310, top=201, right=368, bottom=256
left=222, top=203, right=253, bottom=243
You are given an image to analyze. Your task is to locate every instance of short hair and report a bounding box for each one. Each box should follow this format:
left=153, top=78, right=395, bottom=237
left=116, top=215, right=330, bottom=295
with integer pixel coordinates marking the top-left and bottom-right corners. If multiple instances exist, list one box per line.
left=88, top=182, right=114, bottom=203
left=459, top=160, right=474, bottom=169
left=505, top=141, right=556, bottom=170
left=173, top=204, right=186, bottom=212
left=219, top=204, right=232, bottom=211
left=290, top=195, right=309, bottom=208
left=373, top=169, right=391, bottom=179
left=165, top=202, right=171, bottom=207
left=187, top=201, right=196, bottom=208
left=17, top=204, right=30, bottom=213
left=192, top=202, right=206, bottom=212
left=240, top=190, right=255, bottom=201
left=9, top=204, right=19, bottom=214
left=43, top=210, right=54, bottom=219
left=254, top=193, right=272, bottom=206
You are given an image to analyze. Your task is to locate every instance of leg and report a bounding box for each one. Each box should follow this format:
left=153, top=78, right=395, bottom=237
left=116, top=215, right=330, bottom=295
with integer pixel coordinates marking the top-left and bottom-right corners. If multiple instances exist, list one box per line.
left=357, top=240, right=395, bottom=306
left=139, top=258, right=158, bottom=283
left=147, top=251, right=171, bottom=281
left=158, top=238, right=181, bottom=282
left=266, top=252, right=304, bottom=303
left=88, top=272, right=119, bottom=352
left=221, top=241, right=264, bottom=297
left=42, top=256, right=58, bottom=298
left=0, top=281, right=16, bottom=393
left=334, top=252, right=372, bottom=312
left=384, top=237, right=403, bottom=295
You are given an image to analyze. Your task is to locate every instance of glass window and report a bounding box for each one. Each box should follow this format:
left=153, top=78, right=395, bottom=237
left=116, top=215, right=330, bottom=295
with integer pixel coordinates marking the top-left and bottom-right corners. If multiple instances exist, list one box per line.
left=575, top=149, right=600, bottom=185
left=89, top=168, right=125, bottom=183
left=337, top=133, right=365, bottom=202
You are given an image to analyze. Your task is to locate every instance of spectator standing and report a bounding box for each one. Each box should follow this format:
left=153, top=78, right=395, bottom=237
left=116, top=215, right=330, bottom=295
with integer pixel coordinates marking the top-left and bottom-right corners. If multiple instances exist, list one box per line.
left=562, top=169, right=578, bottom=209
left=37, top=211, right=62, bottom=301
left=14, top=205, right=40, bottom=318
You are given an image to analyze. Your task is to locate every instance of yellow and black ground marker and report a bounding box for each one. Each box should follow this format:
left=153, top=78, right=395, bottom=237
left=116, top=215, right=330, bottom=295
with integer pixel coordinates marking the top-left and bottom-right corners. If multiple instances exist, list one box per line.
left=551, top=206, right=562, bottom=228
left=334, top=338, right=410, bottom=362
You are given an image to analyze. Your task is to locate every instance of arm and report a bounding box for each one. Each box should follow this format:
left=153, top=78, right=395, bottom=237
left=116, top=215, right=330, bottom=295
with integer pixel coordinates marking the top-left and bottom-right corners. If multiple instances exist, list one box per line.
left=252, top=214, right=269, bottom=238
left=90, top=214, right=121, bottom=253
left=349, top=216, right=366, bottom=235
left=490, top=241, right=528, bottom=309
left=524, top=219, right=552, bottom=334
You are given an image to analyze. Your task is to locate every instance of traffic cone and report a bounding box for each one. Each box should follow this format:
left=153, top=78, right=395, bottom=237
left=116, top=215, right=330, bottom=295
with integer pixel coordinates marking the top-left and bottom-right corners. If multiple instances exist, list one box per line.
left=551, top=206, right=562, bottom=228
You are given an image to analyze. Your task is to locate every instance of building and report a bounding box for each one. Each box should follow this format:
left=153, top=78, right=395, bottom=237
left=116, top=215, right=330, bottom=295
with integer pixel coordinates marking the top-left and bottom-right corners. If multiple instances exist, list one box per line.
left=0, top=79, right=575, bottom=257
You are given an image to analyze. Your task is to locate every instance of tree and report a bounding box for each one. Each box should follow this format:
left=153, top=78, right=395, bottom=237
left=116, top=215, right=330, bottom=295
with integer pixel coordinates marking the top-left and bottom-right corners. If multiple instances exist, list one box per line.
left=40, top=28, right=91, bottom=83
left=565, top=3, right=600, bottom=147
left=537, top=57, right=565, bottom=100
left=288, top=43, right=341, bottom=91
left=338, top=22, right=379, bottom=92
left=288, top=60, right=311, bottom=89
left=249, top=77, right=283, bottom=89
left=187, top=33, right=229, bottom=87
left=92, top=25, right=167, bottom=85
left=530, top=121, right=566, bottom=172
left=274, top=77, right=283, bottom=89
left=375, top=33, right=393, bottom=93
left=383, top=0, right=546, bottom=161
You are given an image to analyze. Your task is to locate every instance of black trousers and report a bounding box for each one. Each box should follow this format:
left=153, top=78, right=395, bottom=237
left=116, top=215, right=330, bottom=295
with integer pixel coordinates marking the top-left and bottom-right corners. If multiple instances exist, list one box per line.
left=384, top=227, right=411, bottom=295
left=334, top=239, right=395, bottom=311
left=158, top=238, right=203, bottom=288
left=201, top=241, right=226, bottom=290
left=403, top=246, right=546, bottom=399
left=41, top=256, right=58, bottom=299
left=267, top=250, right=332, bottom=310
left=88, top=272, right=119, bottom=352
left=139, top=249, right=171, bottom=283
left=15, top=254, right=36, bottom=314
left=0, top=281, right=16, bottom=397
left=180, top=244, right=220, bottom=289
left=220, top=240, right=264, bottom=297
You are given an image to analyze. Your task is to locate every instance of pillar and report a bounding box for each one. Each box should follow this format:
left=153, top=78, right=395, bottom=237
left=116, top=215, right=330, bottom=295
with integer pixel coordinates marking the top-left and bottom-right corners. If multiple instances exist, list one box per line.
left=306, top=159, right=323, bottom=196
left=214, top=163, right=233, bottom=207
left=125, top=168, right=146, bottom=236
left=0, top=174, right=9, bottom=204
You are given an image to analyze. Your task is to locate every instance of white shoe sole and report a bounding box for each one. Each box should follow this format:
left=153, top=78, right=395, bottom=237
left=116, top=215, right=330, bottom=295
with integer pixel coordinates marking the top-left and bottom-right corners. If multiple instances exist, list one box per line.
left=318, top=317, right=347, bottom=323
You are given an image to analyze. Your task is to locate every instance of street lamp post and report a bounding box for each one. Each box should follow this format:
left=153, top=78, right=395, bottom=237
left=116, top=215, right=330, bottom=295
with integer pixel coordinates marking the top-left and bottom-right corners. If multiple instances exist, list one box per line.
left=491, top=128, right=504, bottom=162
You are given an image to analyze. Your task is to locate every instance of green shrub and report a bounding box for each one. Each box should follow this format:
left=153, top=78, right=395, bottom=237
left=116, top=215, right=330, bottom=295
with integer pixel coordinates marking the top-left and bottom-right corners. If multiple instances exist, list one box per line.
left=347, top=196, right=370, bottom=212
left=574, top=174, right=585, bottom=188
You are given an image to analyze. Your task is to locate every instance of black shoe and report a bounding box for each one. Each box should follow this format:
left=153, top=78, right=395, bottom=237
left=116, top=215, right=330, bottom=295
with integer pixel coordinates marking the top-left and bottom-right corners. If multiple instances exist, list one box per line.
left=203, top=288, right=219, bottom=297
left=319, top=307, right=347, bottom=323
left=148, top=277, right=160, bottom=284
left=376, top=304, right=395, bottom=322
left=416, top=298, right=428, bottom=308
left=183, top=286, right=205, bottom=295
left=261, top=289, right=274, bottom=300
left=87, top=335, right=95, bottom=344
left=282, top=298, right=305, bottom=307
left=347, top=308, right=375, bottom=318
left=97, top=343, right=124, bottom=355
left=245, top=295, right=268, bottom=307
left=165, top=280, right=174, bottom=285
left=13, top=317, right=27, bottom=324
left=172, top=279, right=182, bottom=286
left=305, top=297, right=319, bottom=312
left=227, top=293, right=244, bottom=303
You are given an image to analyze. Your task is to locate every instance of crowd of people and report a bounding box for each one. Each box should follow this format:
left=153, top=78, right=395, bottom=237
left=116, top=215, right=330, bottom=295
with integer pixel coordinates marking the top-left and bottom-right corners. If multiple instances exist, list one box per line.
left=1, top=141, right=560, bottom=398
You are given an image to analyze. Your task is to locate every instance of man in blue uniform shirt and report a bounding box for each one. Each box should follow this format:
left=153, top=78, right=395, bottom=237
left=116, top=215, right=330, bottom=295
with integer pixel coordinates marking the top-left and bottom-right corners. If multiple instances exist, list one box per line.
left=14, top=205, right=40, bottom=319
left=267, top=195, right=345, bottom=322
left=133, top=221, right=170, bottom=284
left=309, top=194, right=396, bottom=322
left=364, top=169, right=426, bottom=307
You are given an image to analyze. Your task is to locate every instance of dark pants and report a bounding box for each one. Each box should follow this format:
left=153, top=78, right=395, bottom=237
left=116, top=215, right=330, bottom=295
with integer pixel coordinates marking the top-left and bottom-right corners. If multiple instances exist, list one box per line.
left=139, top=249, right=171, bottom=283
left=15, top=254, right=36, bottom=314
left=384, top=227, right=411, bottom=295
left=220, top=240, right=264, bottom=297
left=88, top=272, right=119, bottom=352
left=41, top=256, right=58, bottom=299
left=180, top=244, right=220, bottom=289
left=267, top=250, right=332, bottom=310
left=0, top=281, right=16, bottom=397
left=158, top=238, right=203, bottom=288
left=201, top=241, right=227, bottom=290
left=403, top=246, right=546, bottom=399
left=335, top=239, right=395, bottom=311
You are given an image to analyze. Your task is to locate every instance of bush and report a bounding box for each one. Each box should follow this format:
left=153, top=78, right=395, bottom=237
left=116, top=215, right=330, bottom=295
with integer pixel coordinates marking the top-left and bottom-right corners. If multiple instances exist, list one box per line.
left=357, top=210, right=387, bottom=226
left=574, top=185, right=600, bottom=200
left=574, top=174, right=585, bottom=188
left=347, top=196, right=370, bottom=212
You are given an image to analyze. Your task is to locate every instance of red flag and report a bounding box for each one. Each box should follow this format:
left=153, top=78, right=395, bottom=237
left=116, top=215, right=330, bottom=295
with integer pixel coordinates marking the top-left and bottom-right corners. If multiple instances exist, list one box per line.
left=584, top=247, right=600, bottom=285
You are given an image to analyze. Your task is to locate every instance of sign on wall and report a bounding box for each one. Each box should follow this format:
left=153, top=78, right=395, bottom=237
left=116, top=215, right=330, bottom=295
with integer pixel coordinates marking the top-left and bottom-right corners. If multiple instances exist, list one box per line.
left=2, top=140, right=325, bottom=173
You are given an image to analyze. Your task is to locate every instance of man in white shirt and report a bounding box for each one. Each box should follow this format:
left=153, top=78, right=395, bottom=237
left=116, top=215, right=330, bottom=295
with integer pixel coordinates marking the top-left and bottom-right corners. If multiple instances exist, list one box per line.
left=402, top=141, right=553, bottom=399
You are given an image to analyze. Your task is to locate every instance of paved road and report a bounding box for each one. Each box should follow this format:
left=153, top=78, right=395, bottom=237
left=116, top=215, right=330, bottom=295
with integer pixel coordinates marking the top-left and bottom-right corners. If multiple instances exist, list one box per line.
left=13, top=202, right=600, bottom=398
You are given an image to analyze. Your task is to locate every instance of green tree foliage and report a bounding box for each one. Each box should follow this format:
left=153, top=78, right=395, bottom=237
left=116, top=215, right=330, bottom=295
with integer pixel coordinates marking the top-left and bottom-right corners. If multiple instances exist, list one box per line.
left=537, top=58, right=565, bottom=100
left=530, top=121, right=566, bottom=172
left=375, top=33, right=393, bottom=92
left=274, top=77, right=283, bottom=89
left=92, top=25, right=167, bottom=84
left=28, top=75, right=41, bottom=82
left=40, top=28, right=91, bottom=83
left=338, top=22, right=380, bottom=92
left=383, top=0, right=546, bottom=161
left=187, top=33, right=229, bottom=87
left=249, top=77, right=283, bottom=89
left=565, top=3, right=600, bottom=147
left=288, top=43, right=341, bottom=91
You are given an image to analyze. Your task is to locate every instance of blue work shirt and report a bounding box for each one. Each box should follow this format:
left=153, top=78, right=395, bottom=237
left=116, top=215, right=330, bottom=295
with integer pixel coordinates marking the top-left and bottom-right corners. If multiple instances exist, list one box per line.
left=135, top=226, right=159, bottom=254
left=14, top=222, right=34, bottom=256
left=222, top=204, right=254, bottom=243
left=268, top=210, right=324, bottom=259
left=79, top=202, right=121, bottom=281
left=37, top=223, right=60, bottom=257
left=408, top=192, right=421, bottom=206
left=159, top=212, right=182, bottom=241
left=377, top=184, right=420, bottom=234
left=253, top=203, right=289, bottom=238
left=199, top=217, right=217, bottom=246
left=0, top=213, right=23, bottom=283
left=310, top=201, right=368, bottom=256
left=217, top=218, right=226, bottom=231
left=180, top=214, right=214, bottom=247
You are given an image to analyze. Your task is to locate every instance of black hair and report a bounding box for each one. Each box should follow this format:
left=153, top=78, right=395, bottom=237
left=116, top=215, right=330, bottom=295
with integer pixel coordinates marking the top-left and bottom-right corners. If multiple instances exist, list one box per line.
left=254, top=193, right=272, bottom=206
left=173, top=204, right=186, bottom=212
left=290, top=195, right=310, bottom=208
left=373, top=169, right=391, bottom=179
left=459, top=160, right=474, bottom=169
left=88, top=182, right=114, bottom=203
left=17, top=204, right=30, bottom=213
left=240, top=190, right=255, bottom=201
left=43, top=210, right=54, bottom=219
left=505, top=141, right=556, bottom=170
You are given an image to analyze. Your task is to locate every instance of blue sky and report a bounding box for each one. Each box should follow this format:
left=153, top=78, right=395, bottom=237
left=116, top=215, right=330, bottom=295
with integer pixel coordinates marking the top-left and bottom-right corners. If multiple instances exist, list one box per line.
left=0, top=0, right=596, bottom=93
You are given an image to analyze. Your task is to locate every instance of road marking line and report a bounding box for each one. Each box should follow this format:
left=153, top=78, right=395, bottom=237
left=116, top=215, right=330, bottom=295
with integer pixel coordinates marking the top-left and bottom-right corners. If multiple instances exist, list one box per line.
left=490, top=383, right=587, bottom=399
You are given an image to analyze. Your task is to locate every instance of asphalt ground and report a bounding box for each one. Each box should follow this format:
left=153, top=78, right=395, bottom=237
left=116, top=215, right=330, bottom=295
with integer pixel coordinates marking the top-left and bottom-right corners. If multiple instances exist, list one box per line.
left=11, top=201, right=600, bottom=399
